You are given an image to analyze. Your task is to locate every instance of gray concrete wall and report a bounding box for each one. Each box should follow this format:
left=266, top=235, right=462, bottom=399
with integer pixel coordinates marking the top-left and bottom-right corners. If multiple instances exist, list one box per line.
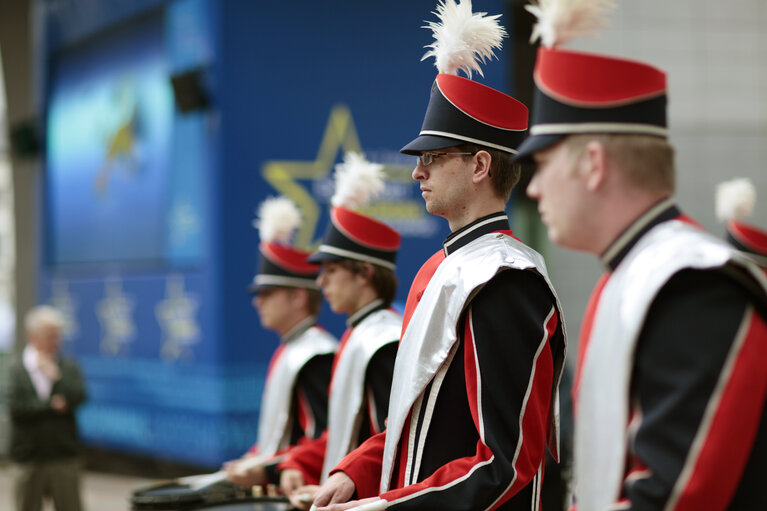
left=539, top=1, right=767, bottom=364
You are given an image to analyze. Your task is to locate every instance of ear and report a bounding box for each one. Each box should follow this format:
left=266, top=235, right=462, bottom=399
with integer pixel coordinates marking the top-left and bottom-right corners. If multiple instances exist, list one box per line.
left=471, top=150, right=492, bottom=184
left=358, top=262, right=374, bottom=283
left=583, top=141, right=608, bottom=191
left=292, top=288, right=309, bottom=308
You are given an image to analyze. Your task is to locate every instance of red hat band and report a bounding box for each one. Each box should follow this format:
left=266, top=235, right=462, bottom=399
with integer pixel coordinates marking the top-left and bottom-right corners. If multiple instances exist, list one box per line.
left=727, top=220, right=767, bottom=267
left=251, top=242, right=320, bottom=292
left=309, top=207, right=401, bottom=270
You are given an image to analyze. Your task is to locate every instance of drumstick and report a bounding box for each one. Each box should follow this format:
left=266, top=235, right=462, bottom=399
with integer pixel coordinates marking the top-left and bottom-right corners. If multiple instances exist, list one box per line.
left=178, top=454, right=267, bottom=490
left=309, top=499, right=387, bottom=511
left=295, top=492, right=314, bottom=503
left=177, top=470, right=228, bottom=490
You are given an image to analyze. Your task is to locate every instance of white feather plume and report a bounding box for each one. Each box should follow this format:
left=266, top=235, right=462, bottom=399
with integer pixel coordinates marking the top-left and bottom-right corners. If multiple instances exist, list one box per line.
left=421, top=0, right=507, bottom=78
left=254, top=196, right=302, bottom=244
left=526, top=0, right=615, bottom=48
left=716, top=178, right=757, bottom=223
left=331, top=152, right=385, bottom=209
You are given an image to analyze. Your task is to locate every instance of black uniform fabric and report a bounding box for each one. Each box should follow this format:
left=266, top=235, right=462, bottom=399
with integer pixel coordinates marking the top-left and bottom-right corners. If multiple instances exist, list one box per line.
left=358, top=341, right=398, bottom=445
left=596, top=204, right=767, bottom=510
left=288, top=353, right=334, bottom=444
left=396, top=268, right=563, bottom=511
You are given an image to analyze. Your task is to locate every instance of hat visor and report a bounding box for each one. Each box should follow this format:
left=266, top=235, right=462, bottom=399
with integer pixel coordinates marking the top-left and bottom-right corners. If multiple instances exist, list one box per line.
left=306, top=250, right=345, bottom=265
left=248, top=283, right=279, bottom=295
left=513, top=134, right=566, bottom=164
left=400, top=134, right=467, bottom=155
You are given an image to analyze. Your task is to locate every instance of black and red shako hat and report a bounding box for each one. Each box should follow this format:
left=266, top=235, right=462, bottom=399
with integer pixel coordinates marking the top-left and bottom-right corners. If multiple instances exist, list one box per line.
left=727, top=221, right=767, bottom=268
left=250, top=242, right=320, bottom=293
left=401, top=73, right=528, bottom=155
left=308, top=206, right=401, bottom=271
left=515, top=47, right=668, bottom=162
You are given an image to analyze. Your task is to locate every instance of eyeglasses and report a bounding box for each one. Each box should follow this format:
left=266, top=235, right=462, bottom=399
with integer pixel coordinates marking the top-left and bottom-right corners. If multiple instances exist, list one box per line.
left=417, top=151, right=476, bottom=166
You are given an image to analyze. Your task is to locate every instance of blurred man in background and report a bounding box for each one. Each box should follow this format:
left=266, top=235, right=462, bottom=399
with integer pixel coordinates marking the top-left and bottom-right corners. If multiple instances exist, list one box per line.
left=8, top=305, right=87, bottom=511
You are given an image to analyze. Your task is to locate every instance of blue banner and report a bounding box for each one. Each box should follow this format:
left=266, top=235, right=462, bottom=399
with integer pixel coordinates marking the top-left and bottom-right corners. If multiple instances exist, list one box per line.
left=41, top=0, right=509, bottom=466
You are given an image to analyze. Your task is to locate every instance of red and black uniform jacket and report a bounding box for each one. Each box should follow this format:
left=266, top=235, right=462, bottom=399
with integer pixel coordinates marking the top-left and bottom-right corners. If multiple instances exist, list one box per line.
left=573, top=199, right=767, bottom=511
left=277, top=302, right=397, bottom=484
left=335, top=212, right=566, bottom=510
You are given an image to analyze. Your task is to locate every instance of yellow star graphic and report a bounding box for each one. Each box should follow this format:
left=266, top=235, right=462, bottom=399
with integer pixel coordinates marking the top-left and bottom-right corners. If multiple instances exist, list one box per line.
left=261, top=104, right=362, bottom=250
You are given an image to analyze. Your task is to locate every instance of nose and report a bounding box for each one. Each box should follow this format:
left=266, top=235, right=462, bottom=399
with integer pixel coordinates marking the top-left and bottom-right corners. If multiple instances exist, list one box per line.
left=412, top=161, right=427, bottom=182
left=316, top=272, right=326, bottom=288
left=526, top=171, right=540, bottom=199
left=253, top=295, right=262, bottom=309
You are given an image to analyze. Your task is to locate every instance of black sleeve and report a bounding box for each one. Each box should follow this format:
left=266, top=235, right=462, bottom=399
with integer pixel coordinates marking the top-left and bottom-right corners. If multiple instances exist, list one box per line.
left=626, top=268, right=767, bottom=511
left=364, top=341, right=398, bottom=433
left=294, top=353, right=334, bottom=437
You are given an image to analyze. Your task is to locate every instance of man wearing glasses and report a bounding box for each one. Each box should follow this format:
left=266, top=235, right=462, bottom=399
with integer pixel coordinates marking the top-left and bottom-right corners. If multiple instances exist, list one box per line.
left=310, top=9, right=567, bottom=508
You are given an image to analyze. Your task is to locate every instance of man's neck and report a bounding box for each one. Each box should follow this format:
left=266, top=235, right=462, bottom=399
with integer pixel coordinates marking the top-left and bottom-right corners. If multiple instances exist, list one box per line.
left=447, top=195, right=507, bottom=232
left=277, top=313, right=314, bottom=340
left=592, top=192, right=673, bottom=256
left=347, top=297, right=384, bottom=328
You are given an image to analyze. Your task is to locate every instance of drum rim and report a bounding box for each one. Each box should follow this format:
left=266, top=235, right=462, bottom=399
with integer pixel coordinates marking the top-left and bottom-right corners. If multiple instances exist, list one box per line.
left=131, top=481, right=211, bottom=505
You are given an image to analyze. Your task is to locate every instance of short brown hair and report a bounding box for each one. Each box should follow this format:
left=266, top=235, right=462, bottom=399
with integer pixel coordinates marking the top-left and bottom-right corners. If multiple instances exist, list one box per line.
left=305, top=288, right=323, bottom=316
left=457, top=143, right=521, bottom=200
left=336, top=259, right=398, bottom=308
left=563, top=134, right=675, bottom=194
left=278, top=287, right=323, bottom=316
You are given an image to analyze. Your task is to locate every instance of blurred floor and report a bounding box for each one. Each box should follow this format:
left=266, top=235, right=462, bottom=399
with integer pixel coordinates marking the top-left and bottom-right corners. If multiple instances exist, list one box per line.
left=0, top=463, right=156, bottom=511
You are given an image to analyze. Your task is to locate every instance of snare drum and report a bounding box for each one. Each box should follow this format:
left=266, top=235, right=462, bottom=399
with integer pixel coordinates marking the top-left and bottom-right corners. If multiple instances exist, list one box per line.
left=187, top=498, right=291, bottom=510
left=130, top=480, right=248, bottom=510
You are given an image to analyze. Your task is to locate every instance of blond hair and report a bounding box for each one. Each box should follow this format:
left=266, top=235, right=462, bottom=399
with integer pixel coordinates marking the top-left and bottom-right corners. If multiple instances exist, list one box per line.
left=24, top=305, right=65, bottom=334
left=563, top=134, right=675, bottom=194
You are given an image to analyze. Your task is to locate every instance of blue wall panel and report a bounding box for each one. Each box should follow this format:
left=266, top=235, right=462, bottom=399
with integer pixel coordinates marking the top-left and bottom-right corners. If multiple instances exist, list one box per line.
left=39, top=0, right=509, bottom=466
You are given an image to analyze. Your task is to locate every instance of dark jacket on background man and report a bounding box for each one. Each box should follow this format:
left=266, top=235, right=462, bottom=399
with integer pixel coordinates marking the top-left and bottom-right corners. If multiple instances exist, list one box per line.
left=8, top=356, right=87, bottom=462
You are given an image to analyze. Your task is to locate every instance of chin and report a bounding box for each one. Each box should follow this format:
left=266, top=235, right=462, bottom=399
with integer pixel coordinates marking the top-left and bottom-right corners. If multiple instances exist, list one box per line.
left=548, top=230, right=592, bottom=254
left=546, top=228, right=570, bottom=248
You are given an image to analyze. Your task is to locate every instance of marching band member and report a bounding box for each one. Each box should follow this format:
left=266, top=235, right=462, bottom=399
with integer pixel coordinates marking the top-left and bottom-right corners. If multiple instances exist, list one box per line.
left=313, top=2, right=567, bottom=509
left=278, top=152, right=402, bottom=509
left=716, top=177, right=767, bottom=270
left=224, top=197, right=338, bottom=488
left=516, top=1, right=767, bottom=509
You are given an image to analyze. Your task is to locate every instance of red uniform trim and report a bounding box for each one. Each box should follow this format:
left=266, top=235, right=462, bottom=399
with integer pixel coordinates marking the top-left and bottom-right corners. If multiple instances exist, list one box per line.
left=574, top=214, right=698, bottom=412
left=277, top=431, right=328, bottom=485
left=666, top=308, right=767, bottom=511
left=334, top=431, right=387, bottom=498
left=381, top=306, right=557, bottom=507
left=401, top=250, right=444, bottom=336
left=279, top=329, right=353, bottom=484
left=488, top=308, right=558, bottom=510
left=572, top=272, right=609, bottom=414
